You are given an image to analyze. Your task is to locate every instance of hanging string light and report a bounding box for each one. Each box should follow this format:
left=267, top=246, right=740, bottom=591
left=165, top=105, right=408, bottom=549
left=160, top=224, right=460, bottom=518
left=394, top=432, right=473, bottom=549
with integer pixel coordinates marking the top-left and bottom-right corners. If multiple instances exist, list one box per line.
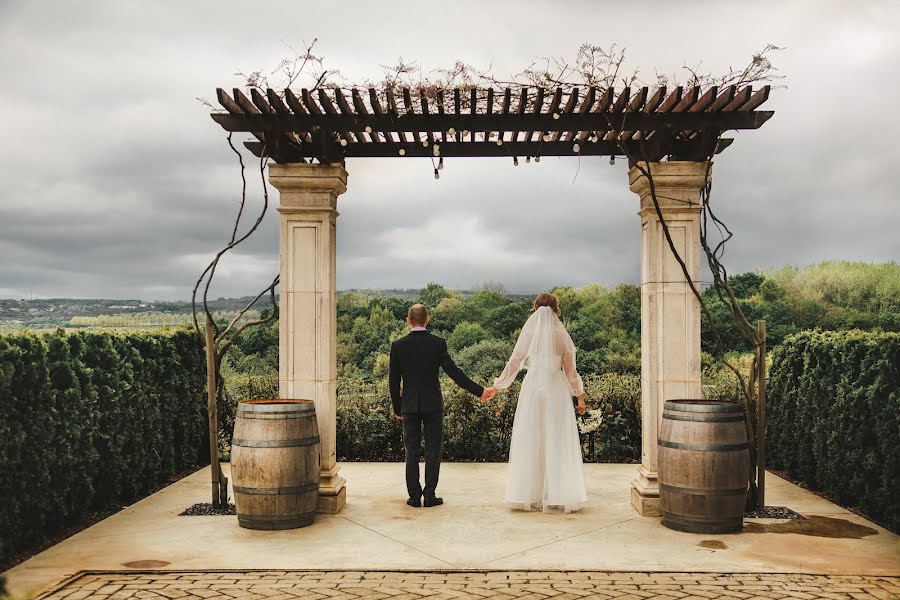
left=525, top=156, right=531, bottom=163
left=448, top=127, right=456, bottom=136
left=399, top=148, right=406, bottom=156
left=553, top=112, right=560, bottom=120
left=535, top=155, right=541, bottom=163
left=542, top=133, right=552, bottom=142
left=438, top=157, right=444, bottom=170
left=513, top=156, right=519, bottom=166
left=340, top=138, right=348, bottom=147
left=609, top=155, right=615, bottom=165
left=434, top=168, right=440, bottom=180
left=364, top=126, right=372, bottom=133
left=573, top=143, right=580, bottom=153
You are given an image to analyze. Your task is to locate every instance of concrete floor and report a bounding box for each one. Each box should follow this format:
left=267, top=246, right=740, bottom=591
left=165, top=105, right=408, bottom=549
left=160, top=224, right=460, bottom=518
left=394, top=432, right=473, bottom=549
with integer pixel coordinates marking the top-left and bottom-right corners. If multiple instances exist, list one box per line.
left=5, top=463, right=899, bottom=599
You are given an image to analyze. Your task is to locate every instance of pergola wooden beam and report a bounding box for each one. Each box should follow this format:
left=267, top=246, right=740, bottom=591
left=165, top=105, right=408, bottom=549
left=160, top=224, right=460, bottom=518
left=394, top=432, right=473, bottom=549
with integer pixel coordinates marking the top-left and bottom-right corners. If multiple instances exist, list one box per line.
left=212, top=110, right=774, bottom=134
left=211, top=84, right=773, bottom=163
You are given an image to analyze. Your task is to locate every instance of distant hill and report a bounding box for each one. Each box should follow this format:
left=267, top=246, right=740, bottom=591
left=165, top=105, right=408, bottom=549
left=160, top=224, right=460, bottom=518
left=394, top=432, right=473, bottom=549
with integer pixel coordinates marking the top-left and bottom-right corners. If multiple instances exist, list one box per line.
left=0, top=288, right=537, bottom=331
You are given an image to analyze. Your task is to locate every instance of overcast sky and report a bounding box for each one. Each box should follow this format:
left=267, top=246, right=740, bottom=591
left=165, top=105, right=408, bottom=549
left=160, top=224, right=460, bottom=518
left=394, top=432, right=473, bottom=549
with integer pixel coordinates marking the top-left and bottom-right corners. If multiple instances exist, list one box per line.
left=1, top=1, right=897, bottom=300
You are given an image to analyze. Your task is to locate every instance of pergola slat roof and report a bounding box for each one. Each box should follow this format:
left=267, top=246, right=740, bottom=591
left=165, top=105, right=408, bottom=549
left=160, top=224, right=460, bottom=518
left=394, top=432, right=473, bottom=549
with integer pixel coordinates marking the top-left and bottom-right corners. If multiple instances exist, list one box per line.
left=210, top=84, right=772, bottom=164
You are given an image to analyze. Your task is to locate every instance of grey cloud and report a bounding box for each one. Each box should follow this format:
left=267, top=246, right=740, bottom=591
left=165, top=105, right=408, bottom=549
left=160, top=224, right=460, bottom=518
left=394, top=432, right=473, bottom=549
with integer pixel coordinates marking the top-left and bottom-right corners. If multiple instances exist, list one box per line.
left=1, top=0, right=898, bottom=299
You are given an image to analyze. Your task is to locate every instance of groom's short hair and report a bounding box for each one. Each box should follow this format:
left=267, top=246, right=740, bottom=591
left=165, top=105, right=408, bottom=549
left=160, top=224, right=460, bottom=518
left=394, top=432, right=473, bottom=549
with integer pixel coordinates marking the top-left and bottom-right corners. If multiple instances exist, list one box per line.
left=408, top=304, right=428, bottom=326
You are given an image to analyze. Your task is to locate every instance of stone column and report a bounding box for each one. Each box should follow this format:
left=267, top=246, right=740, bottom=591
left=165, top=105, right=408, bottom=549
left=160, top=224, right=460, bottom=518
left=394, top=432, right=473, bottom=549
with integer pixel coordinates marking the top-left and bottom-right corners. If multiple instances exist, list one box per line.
left=628, top=161, right=708, bottom=516
left=269, top=162, right=348, bottom=514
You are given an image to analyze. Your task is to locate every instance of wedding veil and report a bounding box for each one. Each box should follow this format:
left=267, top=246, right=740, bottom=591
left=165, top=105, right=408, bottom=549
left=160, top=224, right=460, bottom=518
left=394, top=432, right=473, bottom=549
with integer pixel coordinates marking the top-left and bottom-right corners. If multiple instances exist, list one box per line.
left=493, top=306, right=584, bottom=396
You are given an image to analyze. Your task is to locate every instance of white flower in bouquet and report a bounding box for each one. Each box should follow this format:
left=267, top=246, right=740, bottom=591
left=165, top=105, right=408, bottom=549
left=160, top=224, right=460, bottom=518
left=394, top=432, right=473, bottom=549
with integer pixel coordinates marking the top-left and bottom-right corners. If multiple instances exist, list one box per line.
left=577, top=409, right=603, bottom=434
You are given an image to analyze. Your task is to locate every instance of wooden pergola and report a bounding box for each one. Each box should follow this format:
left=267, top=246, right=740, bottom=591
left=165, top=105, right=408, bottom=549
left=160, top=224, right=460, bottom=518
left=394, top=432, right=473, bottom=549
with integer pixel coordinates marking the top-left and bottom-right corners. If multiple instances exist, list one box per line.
left=211, top=84, right=772, bottom=164
left=208, top=82, right=775, bottom=519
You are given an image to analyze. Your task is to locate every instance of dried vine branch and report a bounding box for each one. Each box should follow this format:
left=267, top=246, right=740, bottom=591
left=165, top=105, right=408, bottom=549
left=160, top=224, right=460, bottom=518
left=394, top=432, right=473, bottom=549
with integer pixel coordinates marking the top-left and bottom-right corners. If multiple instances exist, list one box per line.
left=190, top=136, right=281, bottom=505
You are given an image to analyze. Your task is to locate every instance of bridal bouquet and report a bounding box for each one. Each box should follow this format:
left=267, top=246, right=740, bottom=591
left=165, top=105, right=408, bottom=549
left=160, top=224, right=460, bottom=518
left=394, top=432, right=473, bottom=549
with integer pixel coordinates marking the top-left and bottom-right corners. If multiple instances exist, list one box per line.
left=577, top=409, right=603, bottom=435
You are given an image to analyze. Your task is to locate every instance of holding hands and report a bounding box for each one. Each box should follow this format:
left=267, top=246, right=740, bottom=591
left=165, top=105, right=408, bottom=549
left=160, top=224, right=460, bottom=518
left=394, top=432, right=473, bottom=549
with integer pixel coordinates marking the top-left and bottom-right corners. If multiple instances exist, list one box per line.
left=481, top=386, right=497, bottom=401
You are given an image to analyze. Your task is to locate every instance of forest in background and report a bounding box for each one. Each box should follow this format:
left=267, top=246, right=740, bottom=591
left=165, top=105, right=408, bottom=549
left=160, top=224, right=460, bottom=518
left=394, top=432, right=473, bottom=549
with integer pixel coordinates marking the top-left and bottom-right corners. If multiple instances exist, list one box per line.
left=222, top=261, right=900, bottom=394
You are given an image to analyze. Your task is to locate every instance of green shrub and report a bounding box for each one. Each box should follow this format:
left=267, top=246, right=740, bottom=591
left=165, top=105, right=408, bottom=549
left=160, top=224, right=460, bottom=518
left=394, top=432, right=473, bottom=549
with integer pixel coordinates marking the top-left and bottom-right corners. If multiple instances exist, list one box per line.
left=768, top=330, right=900, bottom=531
left=334, top=372, right=641, bottom=464
left=0, top=328, right=206, bottom=561
left=582, top=374, right=642, bottom=462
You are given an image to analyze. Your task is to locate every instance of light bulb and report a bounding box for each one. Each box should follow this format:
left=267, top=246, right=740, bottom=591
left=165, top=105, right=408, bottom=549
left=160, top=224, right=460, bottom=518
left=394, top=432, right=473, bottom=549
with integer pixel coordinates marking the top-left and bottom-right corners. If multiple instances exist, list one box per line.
left=553, top=112, right=560, bottom=120
left=433, top=143, right=440, bottom=151
left=543, top=134, right=551, bottom=142
left=339, top=138, right=348, bottom=147
left=609, top=155, right=615, bottom=165
left=573, top=143, right=580, bottom=153
left=535, top=156, right=541, bottom=163
left=525, top=156, right=531, bottom=163
left=462, top=130, right=469, bottom=137
left=513, top=156, right=519, bottom=166
left=448, top=127, right=456, bottom=135
left=399, top=148, right=406, bottom=156
left=364, top=126, right=372, bottom=133
left=496, top=139, right=502, bottom=146
left=422, top=140, right=428, bottom=147
left=434, top=168, right=440, bottom=180
left=433, top=148, right=440, bottom=157
left=438, top=157, right=444, bottom=170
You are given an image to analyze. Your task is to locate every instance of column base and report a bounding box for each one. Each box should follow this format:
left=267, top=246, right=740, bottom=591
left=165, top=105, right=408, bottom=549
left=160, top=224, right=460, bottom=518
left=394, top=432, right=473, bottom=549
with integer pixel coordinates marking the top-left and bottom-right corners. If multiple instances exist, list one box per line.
left=631, top=486, right=661, bottom=517
left=631, top=465, right=660, bottom=516
left=317, top=485, right=347, bottom=514
left=317, top=464, right=346, bottom=514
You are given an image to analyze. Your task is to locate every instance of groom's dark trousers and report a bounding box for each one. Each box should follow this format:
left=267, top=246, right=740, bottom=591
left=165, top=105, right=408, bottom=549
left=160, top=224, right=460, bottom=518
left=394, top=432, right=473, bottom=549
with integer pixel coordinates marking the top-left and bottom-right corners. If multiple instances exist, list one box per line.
left=390, top=330, right=484, bottom=500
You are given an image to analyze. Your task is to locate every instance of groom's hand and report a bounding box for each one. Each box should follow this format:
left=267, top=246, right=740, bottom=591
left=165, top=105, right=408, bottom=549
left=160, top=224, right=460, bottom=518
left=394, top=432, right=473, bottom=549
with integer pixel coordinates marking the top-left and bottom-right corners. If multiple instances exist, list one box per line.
left=481, top=387, right=497, bottom=401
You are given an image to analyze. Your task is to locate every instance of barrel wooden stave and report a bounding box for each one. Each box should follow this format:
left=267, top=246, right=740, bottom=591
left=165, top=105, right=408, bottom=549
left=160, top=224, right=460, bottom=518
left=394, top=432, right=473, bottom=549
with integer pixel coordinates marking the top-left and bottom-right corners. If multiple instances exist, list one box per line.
left=658, top=399, right=749, bottom=534
left=231, top=400, right=320, bottom=530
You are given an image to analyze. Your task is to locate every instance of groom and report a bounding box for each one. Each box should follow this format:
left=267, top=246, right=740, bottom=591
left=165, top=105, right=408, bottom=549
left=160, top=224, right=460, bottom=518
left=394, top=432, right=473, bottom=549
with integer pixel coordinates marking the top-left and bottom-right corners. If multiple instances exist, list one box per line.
left=390, top=304, right=496, bottom=507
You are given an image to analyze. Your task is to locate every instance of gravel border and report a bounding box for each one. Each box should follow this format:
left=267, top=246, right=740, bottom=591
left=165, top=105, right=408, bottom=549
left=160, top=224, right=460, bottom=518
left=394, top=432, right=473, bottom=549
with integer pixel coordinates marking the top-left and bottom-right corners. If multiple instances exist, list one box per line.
left=178, top=503, right=237, bottom=516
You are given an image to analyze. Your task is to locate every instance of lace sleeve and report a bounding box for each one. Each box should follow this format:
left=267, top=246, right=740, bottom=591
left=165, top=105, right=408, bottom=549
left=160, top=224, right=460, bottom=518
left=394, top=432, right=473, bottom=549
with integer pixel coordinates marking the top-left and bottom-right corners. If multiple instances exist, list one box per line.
left=493, top=349, right=527, bottom=389
left=493, top=319, right=535, bottom=389
left=558, top=328, right=584, bottom=397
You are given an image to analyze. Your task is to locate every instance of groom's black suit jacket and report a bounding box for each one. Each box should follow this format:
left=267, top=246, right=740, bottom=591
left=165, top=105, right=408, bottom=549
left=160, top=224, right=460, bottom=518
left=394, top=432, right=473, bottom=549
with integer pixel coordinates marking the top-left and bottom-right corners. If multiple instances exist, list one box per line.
left=389, top=330, right=484, bottom=415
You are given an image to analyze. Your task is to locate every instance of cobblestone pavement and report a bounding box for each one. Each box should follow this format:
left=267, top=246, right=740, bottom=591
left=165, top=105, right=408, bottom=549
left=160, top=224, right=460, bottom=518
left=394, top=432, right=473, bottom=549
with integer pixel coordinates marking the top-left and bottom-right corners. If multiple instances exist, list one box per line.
left=41, top=571, right=900, bottom=600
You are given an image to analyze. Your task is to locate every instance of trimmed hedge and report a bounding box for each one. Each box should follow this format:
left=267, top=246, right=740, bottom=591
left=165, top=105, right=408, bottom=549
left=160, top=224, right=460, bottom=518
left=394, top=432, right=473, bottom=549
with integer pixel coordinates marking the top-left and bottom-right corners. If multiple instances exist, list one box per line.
left=334, top=373, right=641, bottom=463
left=0, top=329, right=207, bottom=560
left=768, top=330, right=900, bottom=531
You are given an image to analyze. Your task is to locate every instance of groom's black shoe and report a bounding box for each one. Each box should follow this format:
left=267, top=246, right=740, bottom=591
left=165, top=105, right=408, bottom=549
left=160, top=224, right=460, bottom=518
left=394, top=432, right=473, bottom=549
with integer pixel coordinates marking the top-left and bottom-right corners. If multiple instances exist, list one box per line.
left=406, top=497, right=422, bottom=508
left=423, top=496, right=444, bottom=507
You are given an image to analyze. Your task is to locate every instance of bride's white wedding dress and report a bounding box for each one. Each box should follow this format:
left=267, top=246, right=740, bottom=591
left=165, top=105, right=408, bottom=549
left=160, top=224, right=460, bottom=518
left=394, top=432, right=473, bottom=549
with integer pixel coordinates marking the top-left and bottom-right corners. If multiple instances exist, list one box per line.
left=493, top=306, right=588, bottom=513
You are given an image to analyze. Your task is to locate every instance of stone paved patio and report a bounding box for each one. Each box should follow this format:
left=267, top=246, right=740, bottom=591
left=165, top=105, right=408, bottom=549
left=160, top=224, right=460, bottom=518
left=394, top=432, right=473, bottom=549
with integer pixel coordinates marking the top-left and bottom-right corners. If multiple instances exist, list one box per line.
left=39, top=570, right=900, bottom=599
left=5, top=463, right=898, bottom=599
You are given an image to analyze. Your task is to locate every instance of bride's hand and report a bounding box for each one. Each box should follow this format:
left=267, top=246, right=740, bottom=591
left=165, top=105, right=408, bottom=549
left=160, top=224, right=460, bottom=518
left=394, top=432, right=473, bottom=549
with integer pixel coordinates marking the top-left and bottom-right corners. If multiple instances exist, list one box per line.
left=576, top=394, right=587, bottom=415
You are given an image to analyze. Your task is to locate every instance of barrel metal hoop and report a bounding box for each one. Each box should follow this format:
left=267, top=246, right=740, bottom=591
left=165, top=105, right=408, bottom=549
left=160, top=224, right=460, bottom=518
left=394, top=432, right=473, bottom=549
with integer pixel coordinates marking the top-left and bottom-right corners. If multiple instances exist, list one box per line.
left=231, top=436, right=320, bottom=448
left=664, top=401, right=743, bottom=414
left=662, top=411, right=745, bottom=423
left=658, top=439, right=749, bottom=452
left=237, top=514, right=315, bottom=530
left=238, top=402, right=315, bottom=413
left=236, top=412, right=314, bottom=420
left=660, top=483, right=748, bottom=497
left=233, top=482, right=319, bottom=495
left=661, top=513, right=743, bottom=534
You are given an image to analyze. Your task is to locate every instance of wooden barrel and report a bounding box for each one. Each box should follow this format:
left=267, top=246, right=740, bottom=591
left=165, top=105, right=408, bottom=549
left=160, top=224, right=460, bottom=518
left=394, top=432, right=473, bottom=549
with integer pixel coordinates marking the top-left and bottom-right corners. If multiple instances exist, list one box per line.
left=231, top=399, right=320, bottom=530
left=658, top=399, right=749, bottom=534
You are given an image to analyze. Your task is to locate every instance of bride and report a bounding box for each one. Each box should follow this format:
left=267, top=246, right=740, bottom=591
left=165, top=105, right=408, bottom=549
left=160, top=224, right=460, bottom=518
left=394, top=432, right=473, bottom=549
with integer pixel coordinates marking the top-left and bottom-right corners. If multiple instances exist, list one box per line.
left=492, top=292, right=588, bottom=513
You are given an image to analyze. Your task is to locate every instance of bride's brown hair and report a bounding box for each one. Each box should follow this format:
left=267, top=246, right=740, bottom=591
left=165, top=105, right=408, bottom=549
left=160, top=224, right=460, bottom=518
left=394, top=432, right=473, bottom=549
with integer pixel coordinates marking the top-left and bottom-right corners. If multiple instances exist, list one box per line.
left=532, top=292, right=560, bottom=316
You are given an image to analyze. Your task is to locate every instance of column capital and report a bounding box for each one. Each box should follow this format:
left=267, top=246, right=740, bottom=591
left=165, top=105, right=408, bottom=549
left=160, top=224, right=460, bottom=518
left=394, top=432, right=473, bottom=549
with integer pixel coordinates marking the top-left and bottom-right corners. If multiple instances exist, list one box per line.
left=629, top=161, right=710, bottom=217
left=269, top=163, right=348, bottom=212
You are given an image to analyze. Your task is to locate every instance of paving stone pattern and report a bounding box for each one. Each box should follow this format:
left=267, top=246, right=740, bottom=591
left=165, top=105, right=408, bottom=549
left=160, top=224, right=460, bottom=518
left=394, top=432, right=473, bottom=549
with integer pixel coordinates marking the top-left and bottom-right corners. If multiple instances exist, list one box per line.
left=41, top=571, right=900, bottom=600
